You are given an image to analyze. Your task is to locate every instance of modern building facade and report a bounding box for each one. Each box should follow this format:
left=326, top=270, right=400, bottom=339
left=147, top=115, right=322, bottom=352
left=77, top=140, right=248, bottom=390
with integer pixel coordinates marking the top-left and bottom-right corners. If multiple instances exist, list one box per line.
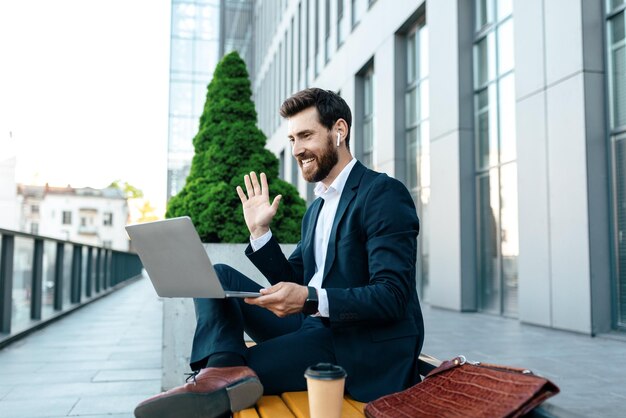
left=166, top=0, right=625, bottom=334
left=245, top=0, right=625, bottom=335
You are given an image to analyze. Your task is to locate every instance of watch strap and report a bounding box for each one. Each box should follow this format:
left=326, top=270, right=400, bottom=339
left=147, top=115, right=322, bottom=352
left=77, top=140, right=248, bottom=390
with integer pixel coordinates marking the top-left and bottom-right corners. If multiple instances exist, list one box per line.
left=302, top=286, right=319, bottom=315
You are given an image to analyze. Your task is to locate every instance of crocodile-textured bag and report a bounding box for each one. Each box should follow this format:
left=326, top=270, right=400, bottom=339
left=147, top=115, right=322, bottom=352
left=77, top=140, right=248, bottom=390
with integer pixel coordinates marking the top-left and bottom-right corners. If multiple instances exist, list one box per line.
left=365, top=356, right=560, bottom=418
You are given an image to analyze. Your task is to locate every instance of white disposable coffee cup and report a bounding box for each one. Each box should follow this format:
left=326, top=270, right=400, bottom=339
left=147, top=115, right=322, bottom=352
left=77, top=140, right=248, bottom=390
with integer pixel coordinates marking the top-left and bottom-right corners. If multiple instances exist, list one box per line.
left=304, top=363, right=347, bottom=418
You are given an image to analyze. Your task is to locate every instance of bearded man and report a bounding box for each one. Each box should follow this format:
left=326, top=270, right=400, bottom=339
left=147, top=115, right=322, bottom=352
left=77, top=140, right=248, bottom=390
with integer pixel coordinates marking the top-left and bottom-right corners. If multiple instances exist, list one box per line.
left=134, top=88, right=424, bottom=418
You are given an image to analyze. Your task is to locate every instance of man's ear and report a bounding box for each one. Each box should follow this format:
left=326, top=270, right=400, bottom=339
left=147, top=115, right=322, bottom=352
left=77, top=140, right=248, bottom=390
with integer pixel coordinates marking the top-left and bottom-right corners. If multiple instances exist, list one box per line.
left=334, top=118, right=349, bottom=137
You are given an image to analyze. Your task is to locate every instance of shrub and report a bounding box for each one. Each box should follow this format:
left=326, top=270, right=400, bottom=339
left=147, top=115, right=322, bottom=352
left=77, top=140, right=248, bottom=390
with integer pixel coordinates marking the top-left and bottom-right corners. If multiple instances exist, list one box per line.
left=166, top=51, right=306, bottom=243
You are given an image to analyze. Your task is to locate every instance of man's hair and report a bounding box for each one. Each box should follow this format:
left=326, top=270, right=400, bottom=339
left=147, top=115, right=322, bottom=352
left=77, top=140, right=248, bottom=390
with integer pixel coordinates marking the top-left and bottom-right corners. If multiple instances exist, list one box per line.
left=279, top=88, right=352, bottom=148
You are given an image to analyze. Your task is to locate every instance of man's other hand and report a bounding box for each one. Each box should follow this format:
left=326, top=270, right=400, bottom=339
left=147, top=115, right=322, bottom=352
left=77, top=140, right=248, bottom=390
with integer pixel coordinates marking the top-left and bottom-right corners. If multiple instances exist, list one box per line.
left=244, top=282, right=308, bottom=318
left=236, top=172, right=282, bottom=239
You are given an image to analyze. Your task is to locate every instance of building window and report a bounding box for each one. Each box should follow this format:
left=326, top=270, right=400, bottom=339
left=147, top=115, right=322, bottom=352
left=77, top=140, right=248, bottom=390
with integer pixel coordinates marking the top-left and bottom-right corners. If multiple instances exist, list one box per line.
left=284, top=32, right=288, bottom=99
left=298, top=2, right=303, bottom=87
left=360, top=65, right=375, bottom=168
left=473, top=0, right=518, bottom=317
left=103, top=212, right=113, bottom=226
left=608, top=1, right=625, bottom=130
left=305, top=0, right=311, bottom=84
left=291, top=155, right=300, bottom=187
left=62, top=211, right=72, bottom=225
left=352, top=0, right=366, bottom=28
left=314, top=0, right=321, bottom=76
left=279, top=39, right=285, bottom=104
left=325, top=0, right=331, bottom=63
left=355, top=65, right=374, bottom=168
left=102, top=240, right=112, bottom=249
left=607, top=0, right=626, bottom=329
left=337, top=0, right=345, bottom=47
left=31, top=204, right=39, bottom=215
left=405, top=18, right=430, bottom=301
left=31, top=222, right=39, bottom=235
left=290, top=17, right=295, bottom=93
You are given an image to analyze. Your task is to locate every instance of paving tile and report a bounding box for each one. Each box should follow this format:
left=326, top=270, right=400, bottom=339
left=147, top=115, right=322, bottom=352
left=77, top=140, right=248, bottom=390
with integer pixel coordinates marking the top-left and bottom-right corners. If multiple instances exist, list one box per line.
left=3, top=380, right=161, bottom=401
left=0, top=397, right=77, bottom=418
left=92, top=368, right=161, bottom=382
left=107, top=351, right=161, bottom=361
left=0, top=349, right=112, bottom=362
left=109, top=345, right=163, bottom=353
left=68, top=394, right=146, bottom=415
left=0, top=385, right=13, bottom=400
left=0, top=362, right=46, bottom=373
left=0, top=370, right=97, bottom=385
left=48, top=415, right=133, bottom=418
left=39, top=358, right=161, bottom=372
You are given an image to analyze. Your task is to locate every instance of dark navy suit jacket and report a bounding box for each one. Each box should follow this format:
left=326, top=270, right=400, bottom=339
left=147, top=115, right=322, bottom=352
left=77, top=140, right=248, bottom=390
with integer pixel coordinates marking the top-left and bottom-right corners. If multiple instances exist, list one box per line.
left=247, top=161, right=424, bottom=402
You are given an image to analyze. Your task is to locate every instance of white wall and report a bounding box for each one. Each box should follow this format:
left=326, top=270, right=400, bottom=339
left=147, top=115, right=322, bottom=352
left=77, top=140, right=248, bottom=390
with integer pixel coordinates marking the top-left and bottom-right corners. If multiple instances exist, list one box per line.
left=514, top=0, right=609, bottom=334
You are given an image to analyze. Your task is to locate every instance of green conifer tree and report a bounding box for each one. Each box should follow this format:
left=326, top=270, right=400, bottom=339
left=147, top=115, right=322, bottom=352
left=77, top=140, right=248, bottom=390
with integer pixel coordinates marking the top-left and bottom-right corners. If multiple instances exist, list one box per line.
left=166, top=51, right=306, bottom=243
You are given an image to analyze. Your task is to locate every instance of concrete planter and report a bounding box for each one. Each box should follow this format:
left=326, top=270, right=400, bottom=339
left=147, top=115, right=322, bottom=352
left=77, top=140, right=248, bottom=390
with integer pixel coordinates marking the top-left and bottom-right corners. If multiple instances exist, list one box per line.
left=162, top=243, right=297, bottom=390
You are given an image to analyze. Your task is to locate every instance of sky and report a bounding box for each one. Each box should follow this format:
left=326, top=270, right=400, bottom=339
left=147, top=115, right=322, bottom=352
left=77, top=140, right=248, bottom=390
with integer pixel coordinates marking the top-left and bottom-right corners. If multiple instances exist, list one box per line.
left=0, top=0, right=172, bottom=215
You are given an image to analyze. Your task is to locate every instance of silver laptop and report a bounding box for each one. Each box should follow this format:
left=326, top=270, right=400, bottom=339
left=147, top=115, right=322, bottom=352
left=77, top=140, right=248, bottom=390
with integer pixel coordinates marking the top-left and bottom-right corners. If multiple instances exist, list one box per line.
left=125, top=216, right=261, bottom=298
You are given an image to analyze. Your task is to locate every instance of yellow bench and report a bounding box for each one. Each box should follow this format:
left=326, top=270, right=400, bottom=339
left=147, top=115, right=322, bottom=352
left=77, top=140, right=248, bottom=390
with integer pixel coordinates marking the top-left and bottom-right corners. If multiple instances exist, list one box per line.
left=234, top=392, right=366, bottom=418
left=234, top=354, right=441, bottom=418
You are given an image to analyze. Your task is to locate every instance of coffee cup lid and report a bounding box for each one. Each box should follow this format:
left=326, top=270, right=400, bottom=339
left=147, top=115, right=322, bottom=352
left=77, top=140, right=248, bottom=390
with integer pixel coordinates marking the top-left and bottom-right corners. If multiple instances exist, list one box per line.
left=304, top=363, right=347, bottom=380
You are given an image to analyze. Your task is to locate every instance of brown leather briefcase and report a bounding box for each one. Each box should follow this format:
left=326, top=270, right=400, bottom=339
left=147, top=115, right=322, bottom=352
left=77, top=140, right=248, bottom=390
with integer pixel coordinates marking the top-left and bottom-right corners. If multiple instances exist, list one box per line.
left=365, top=356, right=560, bottom=418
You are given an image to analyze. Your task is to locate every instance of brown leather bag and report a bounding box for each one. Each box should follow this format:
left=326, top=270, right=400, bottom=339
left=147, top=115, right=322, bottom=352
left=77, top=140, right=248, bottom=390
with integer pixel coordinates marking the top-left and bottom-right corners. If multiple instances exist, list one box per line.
left=364, top=356, right=560, bottom=418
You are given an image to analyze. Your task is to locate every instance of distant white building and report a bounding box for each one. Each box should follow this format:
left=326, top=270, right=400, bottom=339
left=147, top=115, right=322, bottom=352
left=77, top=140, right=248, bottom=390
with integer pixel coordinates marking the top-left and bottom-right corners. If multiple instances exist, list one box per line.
left=17, top=184, right=130, bottom=251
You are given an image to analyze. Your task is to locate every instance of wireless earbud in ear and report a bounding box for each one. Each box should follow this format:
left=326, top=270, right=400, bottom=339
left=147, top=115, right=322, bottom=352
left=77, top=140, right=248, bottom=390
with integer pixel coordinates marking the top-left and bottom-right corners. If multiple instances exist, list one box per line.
left=336, top=132, right=341, bottom=147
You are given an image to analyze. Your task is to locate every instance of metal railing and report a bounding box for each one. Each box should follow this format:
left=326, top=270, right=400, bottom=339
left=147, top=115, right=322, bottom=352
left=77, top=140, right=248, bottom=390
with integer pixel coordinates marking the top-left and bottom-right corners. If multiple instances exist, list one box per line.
left=0, top=228, right=143, bottom=344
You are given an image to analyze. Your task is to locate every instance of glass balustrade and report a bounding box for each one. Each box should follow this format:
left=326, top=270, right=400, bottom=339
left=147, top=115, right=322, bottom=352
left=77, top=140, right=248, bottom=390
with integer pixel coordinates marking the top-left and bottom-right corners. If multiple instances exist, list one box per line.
left=0, top=228, right=142, bottom=343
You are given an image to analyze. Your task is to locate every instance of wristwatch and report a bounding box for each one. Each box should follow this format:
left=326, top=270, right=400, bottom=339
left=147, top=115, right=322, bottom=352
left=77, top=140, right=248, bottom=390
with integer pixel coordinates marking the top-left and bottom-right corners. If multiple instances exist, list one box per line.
left=302, top=286, right=319, bottom=315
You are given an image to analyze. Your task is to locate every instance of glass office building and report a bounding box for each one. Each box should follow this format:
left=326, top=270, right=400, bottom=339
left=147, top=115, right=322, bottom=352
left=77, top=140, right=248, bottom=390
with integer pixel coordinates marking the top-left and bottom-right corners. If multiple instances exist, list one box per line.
left=167, top=0, right=253, bottom=201
left=167, top=0, right=220, bottom=201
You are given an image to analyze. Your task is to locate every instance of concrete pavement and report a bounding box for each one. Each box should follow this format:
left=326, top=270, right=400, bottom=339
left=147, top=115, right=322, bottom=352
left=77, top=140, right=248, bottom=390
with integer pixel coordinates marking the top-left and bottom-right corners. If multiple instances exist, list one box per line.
left=1, top=275, right=625, bottom=417
left=0, top=276, right=161, bottom=418
left=421, top=305, right=626, bottom=417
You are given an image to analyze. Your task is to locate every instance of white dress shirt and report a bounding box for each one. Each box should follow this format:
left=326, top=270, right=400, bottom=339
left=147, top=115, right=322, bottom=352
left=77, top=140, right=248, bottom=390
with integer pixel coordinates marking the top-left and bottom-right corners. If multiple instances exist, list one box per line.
left=250, top=158, right=358, bottom=317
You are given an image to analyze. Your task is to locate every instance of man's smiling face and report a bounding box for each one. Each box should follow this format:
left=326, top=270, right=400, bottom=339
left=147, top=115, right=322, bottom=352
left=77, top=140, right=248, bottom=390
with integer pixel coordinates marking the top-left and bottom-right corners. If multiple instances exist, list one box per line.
left=287, top=107, right=338, bottom=183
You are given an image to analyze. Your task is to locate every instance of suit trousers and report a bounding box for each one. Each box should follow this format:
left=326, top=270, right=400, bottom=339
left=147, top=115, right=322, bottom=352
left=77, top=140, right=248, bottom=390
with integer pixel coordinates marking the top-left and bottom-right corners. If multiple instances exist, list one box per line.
left=190, top=264, right=337, bottom=395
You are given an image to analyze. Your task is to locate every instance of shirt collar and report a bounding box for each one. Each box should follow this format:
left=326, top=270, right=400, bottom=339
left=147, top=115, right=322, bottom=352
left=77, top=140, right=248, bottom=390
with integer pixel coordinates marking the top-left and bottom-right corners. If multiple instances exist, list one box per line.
left=314, top=158, right=357, bottom=198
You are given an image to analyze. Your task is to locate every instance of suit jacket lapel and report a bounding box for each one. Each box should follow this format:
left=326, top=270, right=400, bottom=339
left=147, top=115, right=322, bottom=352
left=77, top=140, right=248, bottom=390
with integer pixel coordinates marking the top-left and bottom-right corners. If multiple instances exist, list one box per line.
left=303, top=198, right=324, bottom=283
left=322, top=162, right=366, bottom=281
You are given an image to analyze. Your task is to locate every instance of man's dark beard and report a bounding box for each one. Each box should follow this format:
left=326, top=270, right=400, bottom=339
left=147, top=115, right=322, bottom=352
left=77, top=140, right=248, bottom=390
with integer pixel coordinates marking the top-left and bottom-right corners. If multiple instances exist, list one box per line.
left=301, top=133, right=339, bottom=183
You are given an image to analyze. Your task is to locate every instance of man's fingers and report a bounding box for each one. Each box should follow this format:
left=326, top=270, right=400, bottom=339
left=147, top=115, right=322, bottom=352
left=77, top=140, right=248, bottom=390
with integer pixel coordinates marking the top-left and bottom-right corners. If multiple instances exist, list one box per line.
left=244, top=174, right=254, bottom=197
left=260, top=172, right=269, bottom=196
left=271, top=195, right=282, bottom=211
left=236, top=186, right=247, bottom=204
left=250, top=172, right=262, bottom=196
left=261, top=284, right=280, bottom=294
